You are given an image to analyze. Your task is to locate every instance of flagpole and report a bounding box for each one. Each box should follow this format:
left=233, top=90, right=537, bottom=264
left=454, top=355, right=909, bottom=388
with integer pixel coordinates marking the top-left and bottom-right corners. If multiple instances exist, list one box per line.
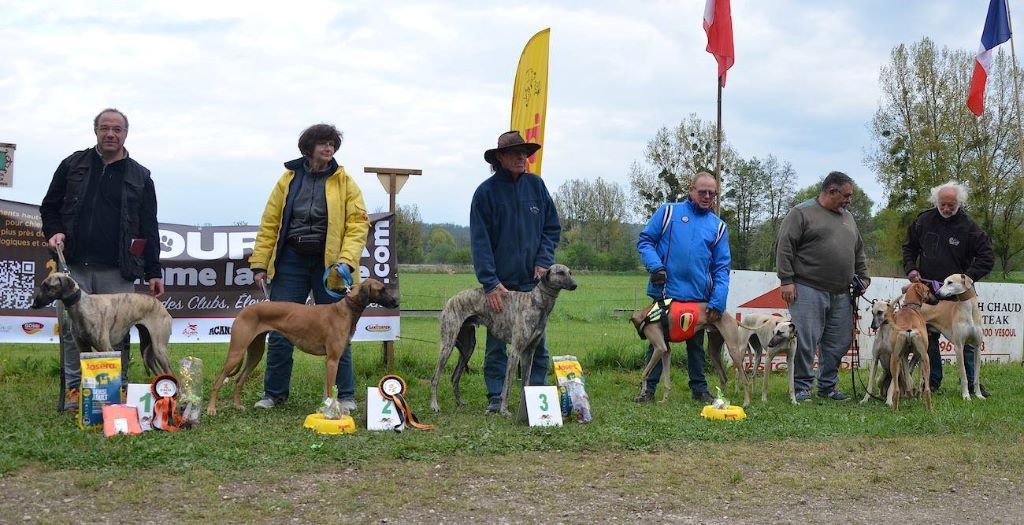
left=1003, top=0, right=1024, bottom=178
left=715, top=75, right=723, bottom=214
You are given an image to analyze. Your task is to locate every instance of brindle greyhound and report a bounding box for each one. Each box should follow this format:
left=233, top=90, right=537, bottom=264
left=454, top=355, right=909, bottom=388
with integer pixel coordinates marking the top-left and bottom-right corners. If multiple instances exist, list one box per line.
left=31, top=272, right=172, bottom=377
left=429, top=264, right=578, bottom=419
left=206, top=279, right=398, bottom=415
left=886, top=282, right=940, bottom=411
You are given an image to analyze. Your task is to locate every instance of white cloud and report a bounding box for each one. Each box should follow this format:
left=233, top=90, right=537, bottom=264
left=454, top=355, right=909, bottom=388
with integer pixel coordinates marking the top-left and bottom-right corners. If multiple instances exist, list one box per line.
left=0, top=0, right=1004, bottom=223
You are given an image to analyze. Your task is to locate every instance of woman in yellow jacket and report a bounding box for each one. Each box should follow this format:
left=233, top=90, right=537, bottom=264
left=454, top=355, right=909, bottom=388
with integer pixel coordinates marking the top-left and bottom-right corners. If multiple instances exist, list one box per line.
left=248, top=123, right=369, bottom=412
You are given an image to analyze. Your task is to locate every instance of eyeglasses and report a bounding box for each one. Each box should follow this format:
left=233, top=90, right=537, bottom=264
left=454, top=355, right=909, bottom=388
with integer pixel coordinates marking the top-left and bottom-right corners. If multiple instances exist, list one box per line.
left=831, top=188, right=854, bottom=199
left=97, top=126, right=125, bottom=135
left=695, top=190, right=718, bottom=197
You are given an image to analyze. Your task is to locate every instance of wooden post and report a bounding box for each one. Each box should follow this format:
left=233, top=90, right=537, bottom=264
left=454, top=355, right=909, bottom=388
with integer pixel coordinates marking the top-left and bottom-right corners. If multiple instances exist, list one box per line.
left=363, top=167, right=422, bottom=370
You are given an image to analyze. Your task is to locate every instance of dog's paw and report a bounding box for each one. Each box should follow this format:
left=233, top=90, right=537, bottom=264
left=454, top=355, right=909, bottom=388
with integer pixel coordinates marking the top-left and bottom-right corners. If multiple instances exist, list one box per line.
left=160, top=235, right=174, bottom=252
left=206, top=406, right=217, bottom=416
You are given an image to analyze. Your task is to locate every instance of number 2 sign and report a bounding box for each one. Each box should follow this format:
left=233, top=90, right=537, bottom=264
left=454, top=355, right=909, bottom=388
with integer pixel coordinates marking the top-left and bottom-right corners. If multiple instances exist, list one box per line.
left=366, top=387, right=405, bottom=431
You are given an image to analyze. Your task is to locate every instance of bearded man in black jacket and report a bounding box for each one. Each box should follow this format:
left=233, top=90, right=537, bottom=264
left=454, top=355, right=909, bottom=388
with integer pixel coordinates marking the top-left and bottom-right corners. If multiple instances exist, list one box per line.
left=903, top=181, right=994, bottom=395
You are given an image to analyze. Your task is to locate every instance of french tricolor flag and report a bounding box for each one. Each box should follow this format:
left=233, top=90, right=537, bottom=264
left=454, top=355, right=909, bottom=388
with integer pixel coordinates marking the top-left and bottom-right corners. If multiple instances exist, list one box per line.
left=967, top=0, right=1012, bottom=116
left=704, top=0, right=735, bottom=87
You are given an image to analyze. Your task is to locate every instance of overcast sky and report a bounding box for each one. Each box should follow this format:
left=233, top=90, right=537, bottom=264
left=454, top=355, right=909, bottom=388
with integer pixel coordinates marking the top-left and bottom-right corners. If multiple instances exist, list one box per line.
left=0, top=0, right=1001, bottom=226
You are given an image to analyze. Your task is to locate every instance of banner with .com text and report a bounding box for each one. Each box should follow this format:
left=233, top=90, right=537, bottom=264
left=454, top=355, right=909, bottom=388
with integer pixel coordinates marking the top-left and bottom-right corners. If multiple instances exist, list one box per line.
left=0, top=199, right=398, bottom=344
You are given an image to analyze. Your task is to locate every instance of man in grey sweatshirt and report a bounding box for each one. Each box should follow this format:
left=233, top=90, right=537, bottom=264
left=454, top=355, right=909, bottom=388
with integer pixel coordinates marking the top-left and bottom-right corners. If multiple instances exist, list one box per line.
left=776, top=171, right=871, bottom=402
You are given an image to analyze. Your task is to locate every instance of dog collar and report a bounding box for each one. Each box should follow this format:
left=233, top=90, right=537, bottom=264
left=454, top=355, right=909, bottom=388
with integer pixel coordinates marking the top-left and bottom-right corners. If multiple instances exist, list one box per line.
left=905, top=303, right=923, bottom=310
left=537, top=281, right=559, bottom=299
left=344, top=294, right=365, bottom=314
left=61, top=289, right=82, bottom=307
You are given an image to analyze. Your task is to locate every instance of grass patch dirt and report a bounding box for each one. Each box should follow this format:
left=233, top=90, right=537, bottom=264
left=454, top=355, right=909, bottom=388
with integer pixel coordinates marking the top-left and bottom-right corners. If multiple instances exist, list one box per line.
left=2, top=271, right=1022, bottom=522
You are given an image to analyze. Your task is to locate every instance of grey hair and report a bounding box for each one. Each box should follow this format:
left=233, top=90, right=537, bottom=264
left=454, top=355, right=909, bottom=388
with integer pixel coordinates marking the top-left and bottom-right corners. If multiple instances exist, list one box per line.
left=929, top=181, right=967, bottom=206
left=820, top=171, right=854, bottom=193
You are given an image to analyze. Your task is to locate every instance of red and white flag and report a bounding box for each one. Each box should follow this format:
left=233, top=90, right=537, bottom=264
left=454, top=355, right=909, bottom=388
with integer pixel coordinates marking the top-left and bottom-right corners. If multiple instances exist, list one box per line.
left=704, top=0, right=735, bottom=87
left=967, top=0, right=1012, bottom=116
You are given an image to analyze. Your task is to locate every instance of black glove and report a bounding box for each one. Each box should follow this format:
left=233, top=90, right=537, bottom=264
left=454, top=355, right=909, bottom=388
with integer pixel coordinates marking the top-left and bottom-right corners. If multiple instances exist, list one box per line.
left=650, top=269, right=667, bottom=286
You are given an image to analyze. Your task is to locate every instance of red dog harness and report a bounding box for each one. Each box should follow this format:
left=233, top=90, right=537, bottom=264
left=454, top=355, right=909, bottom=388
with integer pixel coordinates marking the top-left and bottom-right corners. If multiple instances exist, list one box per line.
left=637, top=299, right=703, bottom=343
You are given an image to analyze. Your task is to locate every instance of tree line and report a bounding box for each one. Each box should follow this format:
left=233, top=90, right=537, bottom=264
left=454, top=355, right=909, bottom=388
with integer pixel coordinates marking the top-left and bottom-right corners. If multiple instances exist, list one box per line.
left=394, top=37, right=1023, bottom=277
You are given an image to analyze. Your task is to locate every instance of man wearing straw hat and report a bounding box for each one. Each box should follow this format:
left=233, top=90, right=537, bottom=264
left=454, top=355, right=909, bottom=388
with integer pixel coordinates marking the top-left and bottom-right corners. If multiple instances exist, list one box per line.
left=470, top=130, right=561, bottom=415
left=40, top=108, right=163, bottom=411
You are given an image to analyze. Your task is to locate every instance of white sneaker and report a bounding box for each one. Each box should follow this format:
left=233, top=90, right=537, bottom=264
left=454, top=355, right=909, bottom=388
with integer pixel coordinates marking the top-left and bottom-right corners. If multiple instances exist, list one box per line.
left=254, top=397, right=279, bottom=409
left=339, top=398, right=357, bottom=412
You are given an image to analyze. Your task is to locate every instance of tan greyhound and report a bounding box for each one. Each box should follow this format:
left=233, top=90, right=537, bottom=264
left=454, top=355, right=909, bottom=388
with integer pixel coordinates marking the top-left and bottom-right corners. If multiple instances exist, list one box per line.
left=886, top=282, right=939, bottom=411
left=630, top=303, right=750, bottom=406
left=206, top=279, right=398, bottom=415
left=919, top=273, right=986, bottom=400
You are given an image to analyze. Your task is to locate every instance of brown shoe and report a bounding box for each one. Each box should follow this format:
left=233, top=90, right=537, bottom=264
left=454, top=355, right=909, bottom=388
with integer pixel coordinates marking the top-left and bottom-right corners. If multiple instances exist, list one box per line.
left=63, top=388, right=79, bottom=412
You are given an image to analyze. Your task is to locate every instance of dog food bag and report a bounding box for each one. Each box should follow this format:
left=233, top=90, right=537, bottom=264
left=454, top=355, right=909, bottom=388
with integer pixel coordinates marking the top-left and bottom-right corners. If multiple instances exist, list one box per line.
left=79, top=352, right=124, bottom=430
left=177, top=357, right=203, bottom=427
left=566, top=378, right=592, bottom=424
left=551, top=355, right=585, bottom=417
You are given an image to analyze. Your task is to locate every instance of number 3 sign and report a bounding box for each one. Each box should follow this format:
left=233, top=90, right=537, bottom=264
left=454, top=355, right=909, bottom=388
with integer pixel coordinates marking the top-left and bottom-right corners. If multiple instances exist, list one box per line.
left=523, top=386, right=563, bottom=427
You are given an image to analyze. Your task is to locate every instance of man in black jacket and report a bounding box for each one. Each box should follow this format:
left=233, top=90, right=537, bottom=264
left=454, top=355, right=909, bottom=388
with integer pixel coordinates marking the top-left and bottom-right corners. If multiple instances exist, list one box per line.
left=40, top=108, right=163, bottom=411
left=903, top=181, right=994, bottom=395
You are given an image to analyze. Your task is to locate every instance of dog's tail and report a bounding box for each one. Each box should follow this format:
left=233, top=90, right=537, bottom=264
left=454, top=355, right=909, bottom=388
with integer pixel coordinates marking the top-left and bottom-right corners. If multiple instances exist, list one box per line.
left=136, top=325, right=172, bottom=375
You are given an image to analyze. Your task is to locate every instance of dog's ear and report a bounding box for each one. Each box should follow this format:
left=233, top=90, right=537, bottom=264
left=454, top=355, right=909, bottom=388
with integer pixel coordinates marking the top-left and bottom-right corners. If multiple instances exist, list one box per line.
left=357, top=283, right=370, bottom=305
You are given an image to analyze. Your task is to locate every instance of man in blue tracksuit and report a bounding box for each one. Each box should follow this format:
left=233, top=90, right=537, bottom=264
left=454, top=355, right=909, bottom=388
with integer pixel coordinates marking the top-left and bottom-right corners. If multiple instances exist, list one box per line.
left=470, top=130, right=561, bottom=414
left=635, top=172, right=731, bottom=403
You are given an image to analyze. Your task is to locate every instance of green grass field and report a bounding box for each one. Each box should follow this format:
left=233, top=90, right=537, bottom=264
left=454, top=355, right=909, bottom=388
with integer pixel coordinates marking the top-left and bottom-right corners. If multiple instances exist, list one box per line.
left=1, top=271, right=1022, bottom=522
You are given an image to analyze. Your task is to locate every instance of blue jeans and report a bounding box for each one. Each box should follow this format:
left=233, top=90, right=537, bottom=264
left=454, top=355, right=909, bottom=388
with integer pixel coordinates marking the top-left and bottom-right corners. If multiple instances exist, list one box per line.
left=483, top=331, right=550, bottom=401
left=788, top=283, right=852, bottom=394
left=263, top=246, right=354, bottom=401
left=642, top=330, right=708, bottom=395
left=927, top=331, right=977, bottom=389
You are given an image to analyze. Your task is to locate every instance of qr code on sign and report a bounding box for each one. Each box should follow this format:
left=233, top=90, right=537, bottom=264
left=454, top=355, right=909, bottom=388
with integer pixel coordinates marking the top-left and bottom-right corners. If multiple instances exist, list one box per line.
left=0, top=260, right=37, bottom=309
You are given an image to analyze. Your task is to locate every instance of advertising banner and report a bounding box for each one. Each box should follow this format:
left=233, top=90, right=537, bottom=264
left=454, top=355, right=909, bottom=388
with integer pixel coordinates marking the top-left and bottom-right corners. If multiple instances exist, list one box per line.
left=0, top=199, right=398, bottom=343
left=511, top=28, right=550, bottom=176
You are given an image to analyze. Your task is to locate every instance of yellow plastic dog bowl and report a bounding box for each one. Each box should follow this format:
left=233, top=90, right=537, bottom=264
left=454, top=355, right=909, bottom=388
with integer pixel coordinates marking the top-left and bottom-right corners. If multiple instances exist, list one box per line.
left=700, top=404, right=747, bottom=421
left=303, top=413, right=356, bottom=434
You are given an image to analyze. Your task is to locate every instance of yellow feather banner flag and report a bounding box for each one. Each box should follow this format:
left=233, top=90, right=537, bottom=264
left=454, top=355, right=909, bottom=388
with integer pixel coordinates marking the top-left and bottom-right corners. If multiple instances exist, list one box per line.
left=511, top=28, right=550, bottom=176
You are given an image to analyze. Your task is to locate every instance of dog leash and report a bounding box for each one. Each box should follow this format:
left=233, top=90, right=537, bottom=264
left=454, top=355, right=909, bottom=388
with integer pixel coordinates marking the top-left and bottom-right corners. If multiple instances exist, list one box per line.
left=377, top=375, right=433, bottom=432
left=322, top=264, right=354, bottom=300
left=53, top=243, right=71, bottom=413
